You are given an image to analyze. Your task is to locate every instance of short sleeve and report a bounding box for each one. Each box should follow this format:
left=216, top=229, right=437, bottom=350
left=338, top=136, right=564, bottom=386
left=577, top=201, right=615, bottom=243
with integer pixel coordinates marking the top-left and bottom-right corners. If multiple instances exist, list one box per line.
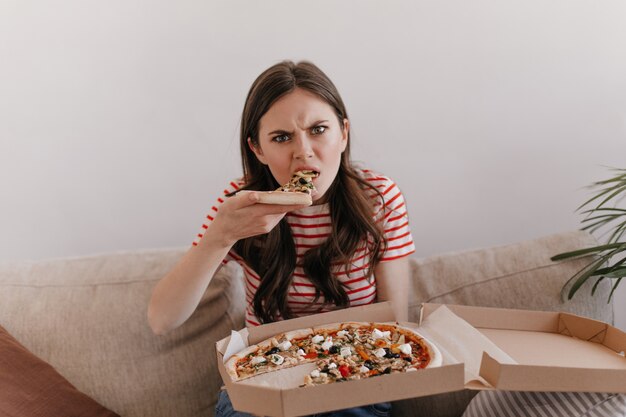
left=192, top=178, right=246, bottom=264
left=368, top=173, right=416, bottom=261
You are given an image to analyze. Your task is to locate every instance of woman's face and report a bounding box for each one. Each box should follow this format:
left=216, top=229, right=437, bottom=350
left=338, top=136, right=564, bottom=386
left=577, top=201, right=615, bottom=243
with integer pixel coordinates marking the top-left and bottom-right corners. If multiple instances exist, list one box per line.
left=249, top=88, right=349, bottom=204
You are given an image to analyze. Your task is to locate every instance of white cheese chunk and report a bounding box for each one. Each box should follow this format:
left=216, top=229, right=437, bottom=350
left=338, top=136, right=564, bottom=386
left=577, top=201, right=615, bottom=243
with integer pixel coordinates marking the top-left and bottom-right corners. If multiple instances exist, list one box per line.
left=337, top=330, right=348, bottom=337
left=311, top=334, right=324, bottom=344
left=250, top=356, right=266, bottom=365
left=328, top=362, right=337, bottom=369
left=310, top=369, right=320, bottom=378
left=372, top=328, right=391, bottom=340
left=270, top=354, right=284, bottom=365
left=321, top=337, right=333, bottom=351
left=278, top=341, right=292, bottom=351
left=359, top=365, right=370, bottom=374
left=297, top=349, right=305, bottom=356
left=398, top=343, right=412, bottom=355
left=340, top=347, right=352, bottom=358
left=374, top=348, right=387, bottom=358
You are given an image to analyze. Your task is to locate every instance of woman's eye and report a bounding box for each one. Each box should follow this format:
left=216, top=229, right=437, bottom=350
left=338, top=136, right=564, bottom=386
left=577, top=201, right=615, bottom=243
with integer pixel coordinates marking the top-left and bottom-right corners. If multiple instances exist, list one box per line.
left=272, top=135, right=290, bottom=143
left=311, top=126, right=327, bottom=135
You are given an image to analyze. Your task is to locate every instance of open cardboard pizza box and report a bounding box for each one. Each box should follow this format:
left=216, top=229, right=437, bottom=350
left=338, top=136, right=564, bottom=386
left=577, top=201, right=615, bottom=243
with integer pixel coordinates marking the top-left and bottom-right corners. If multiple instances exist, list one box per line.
left=215, top=302, right=626, bottom=417
left=420, top=303, right=626, bottom=393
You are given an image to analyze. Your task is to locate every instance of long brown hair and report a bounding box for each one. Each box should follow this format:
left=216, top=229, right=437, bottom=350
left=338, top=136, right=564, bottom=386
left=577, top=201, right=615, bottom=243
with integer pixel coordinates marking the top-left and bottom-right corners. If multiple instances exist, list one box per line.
left=234, top=60, right=387, bottom=323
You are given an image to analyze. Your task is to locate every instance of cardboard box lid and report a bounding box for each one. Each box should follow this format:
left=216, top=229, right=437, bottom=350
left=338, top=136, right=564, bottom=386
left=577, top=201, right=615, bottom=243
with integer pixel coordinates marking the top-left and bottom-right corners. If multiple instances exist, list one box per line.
left=421, top=303, right=626, bottom=393
left=216, top=302, right=465, bottom=417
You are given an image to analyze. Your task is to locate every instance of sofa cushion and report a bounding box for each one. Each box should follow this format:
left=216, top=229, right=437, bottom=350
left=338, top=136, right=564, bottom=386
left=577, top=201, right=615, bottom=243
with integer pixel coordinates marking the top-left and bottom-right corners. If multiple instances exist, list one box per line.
left=407, top=230, right=613, bottom=323
left=0, top=248, right=246, bottom=417
left=392, top=230, right=614, bottom=417
left=0, top=324, right=120, bottom=417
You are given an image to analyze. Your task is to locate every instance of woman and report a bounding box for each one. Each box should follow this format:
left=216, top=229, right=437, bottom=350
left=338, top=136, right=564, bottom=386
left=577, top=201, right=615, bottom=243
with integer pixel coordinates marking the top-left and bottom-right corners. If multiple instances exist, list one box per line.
left=148, top=60, right=415, bottom=416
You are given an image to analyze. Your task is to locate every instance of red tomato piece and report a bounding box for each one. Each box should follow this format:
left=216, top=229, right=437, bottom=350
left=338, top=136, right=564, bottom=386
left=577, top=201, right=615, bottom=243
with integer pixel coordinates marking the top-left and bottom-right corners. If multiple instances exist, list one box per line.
left=339, top=364, right=351, bottom=378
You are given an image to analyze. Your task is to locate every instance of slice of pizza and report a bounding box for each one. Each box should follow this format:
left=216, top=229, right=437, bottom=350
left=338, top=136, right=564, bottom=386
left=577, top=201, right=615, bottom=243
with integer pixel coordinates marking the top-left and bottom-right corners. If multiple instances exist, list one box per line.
left=224, top=328, right=315, bottom=382
left=252, top=170, right=319, bottom=205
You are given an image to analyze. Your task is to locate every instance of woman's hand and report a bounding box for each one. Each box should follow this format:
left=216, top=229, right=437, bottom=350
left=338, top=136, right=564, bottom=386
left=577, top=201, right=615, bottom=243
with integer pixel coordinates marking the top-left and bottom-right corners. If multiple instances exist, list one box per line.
left=208, top=191, right=308, bottom=248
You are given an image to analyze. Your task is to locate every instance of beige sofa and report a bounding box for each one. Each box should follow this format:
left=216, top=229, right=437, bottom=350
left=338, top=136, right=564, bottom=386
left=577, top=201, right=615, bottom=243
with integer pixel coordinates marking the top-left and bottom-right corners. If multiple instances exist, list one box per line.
left=0, top=230, right=614, bottom=417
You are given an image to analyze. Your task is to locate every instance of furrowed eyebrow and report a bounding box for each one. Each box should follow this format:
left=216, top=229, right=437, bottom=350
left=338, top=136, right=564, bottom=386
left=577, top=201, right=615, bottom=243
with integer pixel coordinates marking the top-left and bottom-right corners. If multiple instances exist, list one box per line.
left=268, top=129, right=293, bottom=136
left=267, top=120, right=329, bottom=136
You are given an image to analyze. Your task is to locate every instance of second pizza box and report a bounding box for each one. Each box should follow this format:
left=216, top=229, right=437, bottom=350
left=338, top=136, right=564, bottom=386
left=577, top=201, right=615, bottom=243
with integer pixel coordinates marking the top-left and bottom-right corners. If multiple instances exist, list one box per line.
left=420, top=303, right=626, bottom=393
left=215, top=302, right=465, bottom=417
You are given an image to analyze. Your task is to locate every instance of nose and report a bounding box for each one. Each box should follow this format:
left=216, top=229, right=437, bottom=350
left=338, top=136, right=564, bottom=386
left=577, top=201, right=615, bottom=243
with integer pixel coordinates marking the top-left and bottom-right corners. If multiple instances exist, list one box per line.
left=293, top=134, right=314, bottom=160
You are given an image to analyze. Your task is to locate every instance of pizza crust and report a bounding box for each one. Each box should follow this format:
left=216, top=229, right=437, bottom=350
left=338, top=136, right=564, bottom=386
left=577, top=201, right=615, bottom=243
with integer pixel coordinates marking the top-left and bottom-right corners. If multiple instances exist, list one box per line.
left=256, top=191, right=313, bottom=206
left=392, top=324, right=443, bottom=368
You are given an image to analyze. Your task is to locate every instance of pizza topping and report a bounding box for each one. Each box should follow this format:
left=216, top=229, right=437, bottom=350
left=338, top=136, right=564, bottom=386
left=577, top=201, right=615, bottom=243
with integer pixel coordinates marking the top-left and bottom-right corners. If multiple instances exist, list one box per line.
left=336, top=330, right=348, bottom=338
left=278, top=341, right=292, bottom=351
left=304, top=351, right=318, bottom=359
left=270, top=354, right=284, bottom=365
left=276, top=170, right=319, bottom=194
left=372, top=329, right=391, bottom=340
left=297, top=349, right=305, bottom=356
left=321, top=337, right=333, bottom=351
left=250, top=356, right=267, bottom=365
left=398, top=343, right=412, bottom=355
left=311, top=334, right=324, bottom=344
left=340, top=347, right=352, bottom=358
left=359, top=365, right=370, bottom=374
left=265, top=347, right=280, bottom=355
left=374, top=348, right=387, bottom=358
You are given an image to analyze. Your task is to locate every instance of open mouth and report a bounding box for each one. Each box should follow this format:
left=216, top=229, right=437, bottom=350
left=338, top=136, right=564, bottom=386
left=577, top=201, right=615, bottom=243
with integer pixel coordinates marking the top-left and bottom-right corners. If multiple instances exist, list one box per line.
left=297, top=170, right=319, bottom=177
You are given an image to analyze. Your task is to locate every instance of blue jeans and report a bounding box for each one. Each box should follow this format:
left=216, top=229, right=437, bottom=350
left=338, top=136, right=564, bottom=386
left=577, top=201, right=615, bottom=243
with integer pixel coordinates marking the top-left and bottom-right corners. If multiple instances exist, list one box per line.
left=215, top=390, right=391, bottom=417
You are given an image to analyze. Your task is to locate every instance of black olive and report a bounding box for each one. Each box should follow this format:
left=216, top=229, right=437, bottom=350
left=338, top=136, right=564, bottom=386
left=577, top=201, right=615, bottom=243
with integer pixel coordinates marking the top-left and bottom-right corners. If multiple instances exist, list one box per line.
left=383, top=367, right=392, bottom=374
left=403, top=356, right=412, bottom=362
left=328, top=345, right=339, bottom=354
left=384, top=348, right=399, bottom=359
left=265, top=347, right=279, bottom=355
left=299, top=178, right=308, bottom=185
left=364, top=360, right=374, bottom=369
left=322, top=366, right=330, bottom=373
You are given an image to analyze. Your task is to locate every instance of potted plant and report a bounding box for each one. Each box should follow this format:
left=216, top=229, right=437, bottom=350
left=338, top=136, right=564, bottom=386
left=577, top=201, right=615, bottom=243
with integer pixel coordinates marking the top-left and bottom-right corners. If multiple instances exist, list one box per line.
left=551, top=167, right=626, bottom=301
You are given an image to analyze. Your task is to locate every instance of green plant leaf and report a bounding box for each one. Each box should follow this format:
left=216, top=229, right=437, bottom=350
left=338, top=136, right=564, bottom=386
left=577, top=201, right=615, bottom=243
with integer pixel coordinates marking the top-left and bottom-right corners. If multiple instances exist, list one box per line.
left=591, top=276, right=605, bottom=295
left=550, top=242, right=626, bottom=261
left=609, top=277, right=623, bottom=302
left=608, top=221, right=626, bottom=244
left=558, top=167, right=626, bottom=301
left=578, top=182, right=626, bottom=211
left=564, top=246, right=625, bottom=299
left=562, top=256, right=606, bottom=301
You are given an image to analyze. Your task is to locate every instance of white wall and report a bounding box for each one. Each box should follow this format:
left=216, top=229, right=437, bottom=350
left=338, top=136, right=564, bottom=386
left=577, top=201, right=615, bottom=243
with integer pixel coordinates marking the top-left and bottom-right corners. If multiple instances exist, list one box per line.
left=1, top=0, right=625, bottom=329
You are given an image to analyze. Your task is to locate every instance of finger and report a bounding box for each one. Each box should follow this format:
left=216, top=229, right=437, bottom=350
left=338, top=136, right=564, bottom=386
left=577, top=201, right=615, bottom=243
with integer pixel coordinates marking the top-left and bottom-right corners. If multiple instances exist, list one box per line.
left=250, top=203, right=310, bottom=215
left=231, top=190, right=261, bottom=208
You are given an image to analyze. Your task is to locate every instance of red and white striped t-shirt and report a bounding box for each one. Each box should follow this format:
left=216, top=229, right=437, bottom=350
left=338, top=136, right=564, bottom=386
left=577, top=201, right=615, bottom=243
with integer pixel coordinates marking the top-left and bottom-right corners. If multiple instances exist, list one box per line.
left=193, top=169, right=415, bottom=327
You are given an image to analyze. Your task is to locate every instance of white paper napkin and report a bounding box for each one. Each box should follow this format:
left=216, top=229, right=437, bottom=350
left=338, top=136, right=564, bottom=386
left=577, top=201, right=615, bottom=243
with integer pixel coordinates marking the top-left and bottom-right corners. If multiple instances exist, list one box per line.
left=223, top=330, right=248, bottom=363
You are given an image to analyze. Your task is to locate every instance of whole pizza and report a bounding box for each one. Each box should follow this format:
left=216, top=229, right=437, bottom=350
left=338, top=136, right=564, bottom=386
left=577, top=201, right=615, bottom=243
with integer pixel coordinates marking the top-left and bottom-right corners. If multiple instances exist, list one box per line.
left=224, top=322, right=442, bottom=386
